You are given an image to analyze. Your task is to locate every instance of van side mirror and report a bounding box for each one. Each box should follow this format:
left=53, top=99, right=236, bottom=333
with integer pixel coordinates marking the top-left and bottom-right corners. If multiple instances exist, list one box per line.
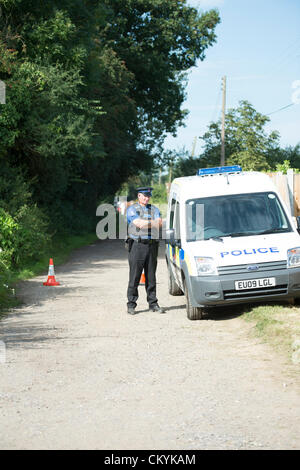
left=296, top=217, right=300, bottom=234
left=165, top=228, right=181, bottom=248
left=165, top=228, right=175, bottom=246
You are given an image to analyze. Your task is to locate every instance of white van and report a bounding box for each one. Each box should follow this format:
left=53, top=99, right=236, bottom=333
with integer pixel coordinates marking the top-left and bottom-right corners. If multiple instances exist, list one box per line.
left=165, top=166, right=300, bottom=320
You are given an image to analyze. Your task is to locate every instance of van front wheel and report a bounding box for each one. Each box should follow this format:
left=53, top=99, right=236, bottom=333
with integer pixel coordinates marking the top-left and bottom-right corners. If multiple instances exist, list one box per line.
left=184, top=281, right=204, bottom=320
left=168, top=266, right=184, bottom=296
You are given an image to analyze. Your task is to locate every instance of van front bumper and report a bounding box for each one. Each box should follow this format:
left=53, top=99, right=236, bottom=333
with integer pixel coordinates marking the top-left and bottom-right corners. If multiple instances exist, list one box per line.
left=189, top=264, right=300, bottom=307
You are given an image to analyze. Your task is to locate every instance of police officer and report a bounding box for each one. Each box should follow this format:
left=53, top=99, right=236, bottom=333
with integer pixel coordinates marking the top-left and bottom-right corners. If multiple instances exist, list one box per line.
left=126, top=187, right=165, bottom=315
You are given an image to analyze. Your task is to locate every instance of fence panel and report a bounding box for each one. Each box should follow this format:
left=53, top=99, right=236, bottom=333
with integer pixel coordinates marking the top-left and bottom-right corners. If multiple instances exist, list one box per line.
left=268, top=173, right=292, bottom=214
left=293, top=174, right=300, bottom=217
left=268, top=172, right=300, bottom=217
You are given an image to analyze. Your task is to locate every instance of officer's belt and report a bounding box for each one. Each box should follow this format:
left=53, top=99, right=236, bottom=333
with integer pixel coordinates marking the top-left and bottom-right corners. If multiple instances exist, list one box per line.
left=134, top=238, right=159, bottom=245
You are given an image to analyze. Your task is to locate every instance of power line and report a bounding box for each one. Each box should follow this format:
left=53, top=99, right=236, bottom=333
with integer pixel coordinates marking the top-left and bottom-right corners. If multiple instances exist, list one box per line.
left=266, top=103, right=295, bottom=116
left=267, top=35, right=300, bottom=76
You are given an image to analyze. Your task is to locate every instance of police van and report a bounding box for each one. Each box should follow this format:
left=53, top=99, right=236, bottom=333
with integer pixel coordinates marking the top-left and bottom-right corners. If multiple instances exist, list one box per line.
left=165, top=166, right=300, bottom=320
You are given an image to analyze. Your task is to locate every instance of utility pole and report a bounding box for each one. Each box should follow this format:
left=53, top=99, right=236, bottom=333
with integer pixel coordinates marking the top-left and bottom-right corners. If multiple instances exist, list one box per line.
left=191, top=136, right=197, bottom=157
left=220, top=75, right=226, bottom=166
left=169, top=163, right=172, bottom=183
left=0, top=80, right=6, bottom=105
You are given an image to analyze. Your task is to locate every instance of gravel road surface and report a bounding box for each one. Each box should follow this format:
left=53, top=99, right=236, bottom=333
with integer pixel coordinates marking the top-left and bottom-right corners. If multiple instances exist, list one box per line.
left=0, top=239, right=300, bottom=450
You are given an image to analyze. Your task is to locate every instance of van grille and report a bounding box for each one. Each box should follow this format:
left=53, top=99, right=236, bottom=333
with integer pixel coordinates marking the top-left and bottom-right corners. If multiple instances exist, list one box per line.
left=223, top=284, right=288, bottom=300
left=218, top=260, right=286, bottom=276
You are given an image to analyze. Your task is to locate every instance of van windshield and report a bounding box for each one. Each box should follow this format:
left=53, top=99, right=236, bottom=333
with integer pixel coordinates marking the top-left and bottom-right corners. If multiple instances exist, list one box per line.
left=186, top=192, right=292, bottom=242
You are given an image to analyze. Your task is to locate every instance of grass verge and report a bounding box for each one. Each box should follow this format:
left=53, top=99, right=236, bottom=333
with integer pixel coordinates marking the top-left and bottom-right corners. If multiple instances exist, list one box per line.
left=0, top=232, right=98, bottom=313
left=242, top=302, right=300, bottom=366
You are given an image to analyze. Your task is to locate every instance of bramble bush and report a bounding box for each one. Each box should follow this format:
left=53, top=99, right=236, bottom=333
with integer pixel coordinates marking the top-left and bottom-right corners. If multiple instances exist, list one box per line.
left=0, top=164, right=50, bottom=269
left=0, top=208, right=18, bottom=266
left=0, top=205, right=50, bottom=268
left=0, top=202, right=50, bottom=309
left=0, top=249, right=14, bottom=309
left=14, top=205, right=50, bottom=266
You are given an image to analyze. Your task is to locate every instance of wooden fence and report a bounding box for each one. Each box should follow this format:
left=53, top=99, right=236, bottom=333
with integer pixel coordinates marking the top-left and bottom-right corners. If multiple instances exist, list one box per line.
left=268, top=171, right=300, bottom=217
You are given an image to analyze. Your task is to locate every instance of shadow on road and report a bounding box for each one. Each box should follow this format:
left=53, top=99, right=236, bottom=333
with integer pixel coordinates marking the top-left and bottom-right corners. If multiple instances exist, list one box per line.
left=12, top=239, right=166, bottom=311
left=160, top=303, right=247, bottom=321
left=200, top=300, right=292, bottom=321
left=162, top=299, right=293, bottom=322
left=0, top=305, right=66, bottom=351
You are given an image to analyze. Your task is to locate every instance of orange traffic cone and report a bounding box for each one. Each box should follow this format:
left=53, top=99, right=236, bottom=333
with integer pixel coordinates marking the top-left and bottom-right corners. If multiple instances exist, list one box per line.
left=139, top=271, right=146, bottom=285
left=43, top=258, right=60, bottom=286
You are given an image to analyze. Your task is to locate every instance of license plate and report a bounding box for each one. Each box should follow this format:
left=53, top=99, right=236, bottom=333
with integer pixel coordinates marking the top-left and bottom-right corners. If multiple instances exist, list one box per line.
left=235, top=277, right=276, bottom=290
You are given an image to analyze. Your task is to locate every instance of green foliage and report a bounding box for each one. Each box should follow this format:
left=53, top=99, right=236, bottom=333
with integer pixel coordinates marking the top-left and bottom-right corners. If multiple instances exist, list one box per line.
left=0, top=0, right=220, bottom=228
left=100, top=0, right=220, bottom=139
left=0, top=205, right=50, bottom=268
left=275, top=160, right=300, bottom=174
left=0, top=256, right=15, bottom=310
left=228, top=150, right=270, bottom=172
left=0, top=164, right=31, bottom=215
left=274, top=145, right=300, bottom=173
left=0, top=209, right=17, bottom=262
left=152, top=183, right=167, bottom=205
left=0, top=163, right=50, bottom=268
left=14, top=204, right=50, bottom=265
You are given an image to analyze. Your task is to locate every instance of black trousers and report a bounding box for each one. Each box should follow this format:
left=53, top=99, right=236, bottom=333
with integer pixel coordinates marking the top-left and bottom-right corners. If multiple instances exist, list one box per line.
left=127, top=241, right=159, bottom=309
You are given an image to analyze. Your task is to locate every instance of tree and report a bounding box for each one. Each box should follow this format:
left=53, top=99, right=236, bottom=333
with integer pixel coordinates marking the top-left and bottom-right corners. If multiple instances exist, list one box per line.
left=0, top=0, right=220, bottom=232
left=198, top=101, right=281, bottom=171
left=100, top=0, right=220, bottom=142
left=273, top=144, right=300, bottom=171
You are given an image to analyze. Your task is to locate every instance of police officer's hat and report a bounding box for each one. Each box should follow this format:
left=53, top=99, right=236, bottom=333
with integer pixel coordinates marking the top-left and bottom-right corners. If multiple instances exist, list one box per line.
left=137, top=187, right=153, bottom=197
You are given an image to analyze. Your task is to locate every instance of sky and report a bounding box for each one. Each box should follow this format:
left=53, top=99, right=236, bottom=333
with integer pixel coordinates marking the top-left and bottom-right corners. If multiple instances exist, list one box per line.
left=164, top=0, right=300, bottom=156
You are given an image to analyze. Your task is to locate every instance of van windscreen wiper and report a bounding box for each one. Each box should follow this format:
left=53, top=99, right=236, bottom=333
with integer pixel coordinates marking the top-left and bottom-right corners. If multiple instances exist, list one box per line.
left=223, top=228, right=291, bottom=238
left=207, top=236, right=224, bottom=242
left=222, top=231, right=257, bottom=238
left=255, top=228, right=291, bottom=235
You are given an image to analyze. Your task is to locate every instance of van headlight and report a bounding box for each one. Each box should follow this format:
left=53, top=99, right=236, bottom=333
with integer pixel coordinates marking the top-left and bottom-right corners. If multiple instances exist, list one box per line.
left=194, top=256, right=217, bottom=276
left=287, top=247, right=300, bottom=268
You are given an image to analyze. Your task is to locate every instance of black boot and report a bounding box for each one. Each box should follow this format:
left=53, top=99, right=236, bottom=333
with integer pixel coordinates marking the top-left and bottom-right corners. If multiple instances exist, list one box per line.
left=127, top=307, right=137, bottom=315
left=149, top=305, right=166, bottom=313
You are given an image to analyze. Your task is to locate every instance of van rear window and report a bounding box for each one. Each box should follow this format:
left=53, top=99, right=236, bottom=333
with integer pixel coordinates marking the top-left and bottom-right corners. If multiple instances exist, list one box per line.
left=186, top=192, right=292, bottom=242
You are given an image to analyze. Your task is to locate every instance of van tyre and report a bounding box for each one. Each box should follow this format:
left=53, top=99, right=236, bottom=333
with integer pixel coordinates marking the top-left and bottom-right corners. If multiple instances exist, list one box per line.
left=184, top=281, right=204, bottom=320
left=168, top=266, right=184, bottom=296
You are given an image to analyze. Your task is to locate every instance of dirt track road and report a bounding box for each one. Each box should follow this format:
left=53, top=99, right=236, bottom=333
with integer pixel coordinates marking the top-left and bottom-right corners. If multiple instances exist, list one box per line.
left=0, top=239, right=300, bottom=450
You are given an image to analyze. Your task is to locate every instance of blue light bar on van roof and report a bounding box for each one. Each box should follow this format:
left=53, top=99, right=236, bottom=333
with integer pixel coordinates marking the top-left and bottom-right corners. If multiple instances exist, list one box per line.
left=197, top=165, right=242, bottom=176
